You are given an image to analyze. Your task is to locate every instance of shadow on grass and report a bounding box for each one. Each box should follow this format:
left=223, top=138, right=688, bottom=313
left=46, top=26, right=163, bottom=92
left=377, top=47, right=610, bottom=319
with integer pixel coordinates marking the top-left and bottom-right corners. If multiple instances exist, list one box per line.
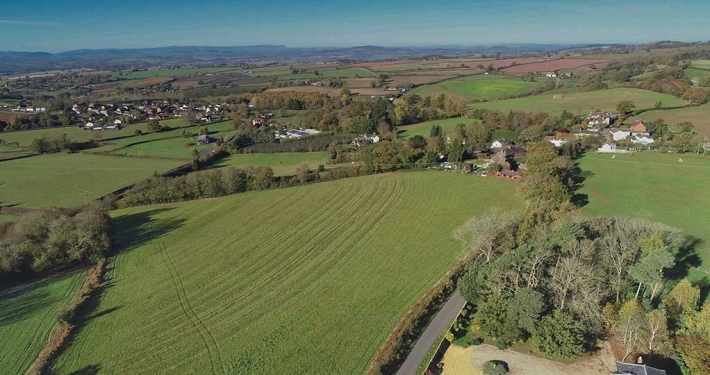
left=666, top=236, right=703, bottom=281
left=109, top=207, right=186, bottom=255
left=67, top=364, right=101, bottom=375
left=0, top=289, right=52, bottom=328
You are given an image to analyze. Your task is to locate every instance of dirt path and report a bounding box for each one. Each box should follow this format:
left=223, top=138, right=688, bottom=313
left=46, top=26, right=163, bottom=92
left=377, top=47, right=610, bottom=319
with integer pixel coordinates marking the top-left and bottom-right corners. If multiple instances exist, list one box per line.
left=441, top=343, right=616, bottom=375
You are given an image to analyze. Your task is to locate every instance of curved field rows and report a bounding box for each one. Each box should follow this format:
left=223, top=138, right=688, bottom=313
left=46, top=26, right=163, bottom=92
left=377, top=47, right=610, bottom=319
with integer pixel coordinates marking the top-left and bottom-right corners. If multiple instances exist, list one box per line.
left=0, top=273, right=83, bottom=375
left=52, top=172, right=521, bottom=374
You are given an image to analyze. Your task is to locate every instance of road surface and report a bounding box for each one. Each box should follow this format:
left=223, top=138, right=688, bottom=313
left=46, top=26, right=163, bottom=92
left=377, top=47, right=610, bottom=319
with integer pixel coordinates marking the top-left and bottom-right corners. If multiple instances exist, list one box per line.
left=396, top=289, right=466, bottom=375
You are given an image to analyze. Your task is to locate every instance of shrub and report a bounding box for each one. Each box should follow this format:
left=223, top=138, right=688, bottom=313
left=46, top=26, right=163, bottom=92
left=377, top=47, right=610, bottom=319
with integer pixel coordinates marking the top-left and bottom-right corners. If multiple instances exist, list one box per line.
left=482, top=360, right=509, bottom=375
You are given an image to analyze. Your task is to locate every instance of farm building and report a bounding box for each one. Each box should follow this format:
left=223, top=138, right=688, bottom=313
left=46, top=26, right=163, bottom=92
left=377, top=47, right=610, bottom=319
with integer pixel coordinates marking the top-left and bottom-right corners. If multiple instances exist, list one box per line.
left=609, top=128, right=632, bottom=141
left=630, top=120, right=648, bottom=134
left=353, top=133, right=381, bottom=147
left=495, top=169, right=522, bottom=180
left=490, top=139, right=512, bottom=149
left=196, top=135, right=214, bottom=145
left=587, top=111, right=618, bottom=127
left=598, top=143, right=632, bottom=153
left=631, top=133, right=655, bottom=145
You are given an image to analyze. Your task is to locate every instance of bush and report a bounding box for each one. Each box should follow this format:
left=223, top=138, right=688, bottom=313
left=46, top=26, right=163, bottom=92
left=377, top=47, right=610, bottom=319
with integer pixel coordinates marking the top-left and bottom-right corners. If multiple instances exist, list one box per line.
left=134, top=129, right=143, bottom=136
left=482, top=360, right=509, bottom=375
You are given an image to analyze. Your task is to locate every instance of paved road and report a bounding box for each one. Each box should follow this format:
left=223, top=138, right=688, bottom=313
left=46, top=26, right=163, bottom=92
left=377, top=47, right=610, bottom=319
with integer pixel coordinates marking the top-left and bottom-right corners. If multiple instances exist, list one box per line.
left=396, top=289, right=466, bottom=375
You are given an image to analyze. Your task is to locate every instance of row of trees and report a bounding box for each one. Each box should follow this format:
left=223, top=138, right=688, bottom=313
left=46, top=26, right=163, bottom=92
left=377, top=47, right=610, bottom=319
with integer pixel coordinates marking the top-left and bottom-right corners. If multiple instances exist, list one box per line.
left=0, top=204, right=111, bottom=287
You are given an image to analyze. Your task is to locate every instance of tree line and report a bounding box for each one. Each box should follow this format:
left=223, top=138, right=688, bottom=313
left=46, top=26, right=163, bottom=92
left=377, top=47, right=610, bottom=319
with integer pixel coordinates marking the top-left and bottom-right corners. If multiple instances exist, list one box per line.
left=0, top=204, right=111, bottom=288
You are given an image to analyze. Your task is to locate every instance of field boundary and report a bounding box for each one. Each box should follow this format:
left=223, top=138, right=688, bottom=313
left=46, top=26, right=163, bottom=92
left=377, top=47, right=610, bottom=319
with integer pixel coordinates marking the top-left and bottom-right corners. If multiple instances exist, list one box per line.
left=25, top=259, right=107, bottom=375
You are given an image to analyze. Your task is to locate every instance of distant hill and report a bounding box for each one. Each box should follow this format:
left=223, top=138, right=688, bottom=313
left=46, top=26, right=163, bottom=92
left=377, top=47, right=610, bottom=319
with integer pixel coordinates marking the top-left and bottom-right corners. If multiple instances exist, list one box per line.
left=0, top=43, right=608, bottom=75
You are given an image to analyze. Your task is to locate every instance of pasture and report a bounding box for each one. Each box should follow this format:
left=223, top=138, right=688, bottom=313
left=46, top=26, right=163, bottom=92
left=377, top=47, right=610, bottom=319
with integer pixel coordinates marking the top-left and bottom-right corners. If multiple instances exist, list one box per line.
left=211, top=151, right=330, bottom=176
left=320, top=68, right=373, bottom=78
left=0, top=153, right=183, bottom=208
left=690, top=60, right=710, bottom=69
left=410, top=75, right=546, bottom=102
left=398, top=118, right=480, bottom=138
left=626, top=103, right=710, bottom=137
left=51, top=172, right=522, bottom=374
left=684, top=67, right=709, bottom=79
left=0, top=118, right=186, bottom=147
left=122, top=68, right=234, bottom=79
left=468, top=88, right=687, bottom=115
left=0, top=273, right=83, bottom=375
left=501, top=58, right=607, bottom=73
left=113, top=130, right=233, bottom=160
left=578, top=152, right=710, bottom=289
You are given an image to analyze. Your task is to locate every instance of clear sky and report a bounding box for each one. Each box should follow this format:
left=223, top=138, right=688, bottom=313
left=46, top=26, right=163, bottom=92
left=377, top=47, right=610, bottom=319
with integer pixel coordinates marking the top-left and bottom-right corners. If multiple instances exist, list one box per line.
left=1, top=0, right=709, bottom=52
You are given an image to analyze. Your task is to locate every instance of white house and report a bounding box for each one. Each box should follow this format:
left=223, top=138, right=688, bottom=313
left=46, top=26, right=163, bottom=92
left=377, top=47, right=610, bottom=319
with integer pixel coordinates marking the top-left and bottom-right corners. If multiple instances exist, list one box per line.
left=546, top=72, right=557, bottom=78
left=490, top=140, right=511, bottom=149
left=114, top=119, right=122, bottom=125
left=598, top=143, right=631, bottom=153
left=84, top=122, right=95, bottom=129
left=631, top=134, right=655, bottom=145
left=610, top=128, right=632, bottom=141
left=548, top=138, right=568, bottom=147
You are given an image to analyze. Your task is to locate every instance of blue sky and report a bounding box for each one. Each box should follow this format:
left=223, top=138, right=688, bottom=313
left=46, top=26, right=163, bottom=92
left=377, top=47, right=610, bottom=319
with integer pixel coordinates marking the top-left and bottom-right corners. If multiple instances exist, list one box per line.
left=1, top=0, right=709, bottom=52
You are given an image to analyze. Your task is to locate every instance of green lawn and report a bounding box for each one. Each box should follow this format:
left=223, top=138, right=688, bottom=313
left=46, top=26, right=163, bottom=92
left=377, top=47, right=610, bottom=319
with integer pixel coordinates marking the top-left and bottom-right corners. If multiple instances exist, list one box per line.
left=690, top=60, right=710, bottom=70
left=0, top=153, right=184, bottom=208
left=398, top=118, right=481, bottom=138
left=113, top=131, right=233, bottom=160
left=468, top=88, right=687, bottom=115
left=684, top=67, right=710, bottom=80
left=626, top=103, right=710, bottom=137
left=0, top=213, right=18, bottom=222
left=51, top=172, right=522, bottom=374
left=410, top=75, right=546, bottom=102
left=0, top=118, right=186, bottom=147
left=0, top=273, right=84, bottom=375
left=578, top=152, right=710, bottom=290
left=122, top=68, right=234, bottom=79
left=212, top=151, right=330, bottom=176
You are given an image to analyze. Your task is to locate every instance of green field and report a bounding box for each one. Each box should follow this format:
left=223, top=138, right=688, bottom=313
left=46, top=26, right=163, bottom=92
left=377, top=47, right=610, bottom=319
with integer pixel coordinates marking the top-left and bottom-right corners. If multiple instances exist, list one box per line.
left=0, top=213, right=18, bottom=222
left=578, top=152, right=710, bottom=288
left=0, top=273, right=84, bottom=375
left=468, top=88, right=687, bottom=115
left=112, top=133, right=229, bottom=160
left=410, top=75, right=546, bottom=102
left=690, top=60, right=710, bottom=70
left=212, top=151, right=330, bottom=176
left=398, top=118, right=481, bottom=138
left=320, top=68, right=373, bottom=78
left=0, top=153, right=183, bottom=208
left=684, top=67, right=710, bottom=80
left=51, top=172, right=521, bottom=374
left=0, top=118, right=185, bottom=147
left=626, top=103, right=710, bottom=137
left=122, top=68, right=234, bottom=79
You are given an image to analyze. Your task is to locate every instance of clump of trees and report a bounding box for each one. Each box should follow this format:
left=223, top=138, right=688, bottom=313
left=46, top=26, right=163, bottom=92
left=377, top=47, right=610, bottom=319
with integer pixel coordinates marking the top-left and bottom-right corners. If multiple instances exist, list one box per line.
left=0, top=204, right=111, bottom=287
left=28, top=134, right=75, bottom=154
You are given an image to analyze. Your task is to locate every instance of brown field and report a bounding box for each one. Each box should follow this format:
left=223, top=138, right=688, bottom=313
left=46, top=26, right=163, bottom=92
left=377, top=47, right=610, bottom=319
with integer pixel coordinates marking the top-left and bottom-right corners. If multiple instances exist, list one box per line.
left=171, top=79, right=202, bottom=89
left=350, top=59, right=418, bottom=68
left=0, top=111, right=30, bottom=123
left=345, top=78, right=376, bottom=88
left=502, top=59, right=608, bottom=73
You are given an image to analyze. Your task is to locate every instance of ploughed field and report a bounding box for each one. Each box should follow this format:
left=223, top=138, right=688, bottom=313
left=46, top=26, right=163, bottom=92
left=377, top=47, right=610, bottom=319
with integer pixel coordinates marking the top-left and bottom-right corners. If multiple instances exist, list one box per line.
left=0, top=274, right=83, bottom=375
left=51, top=172, right=521, bottom=374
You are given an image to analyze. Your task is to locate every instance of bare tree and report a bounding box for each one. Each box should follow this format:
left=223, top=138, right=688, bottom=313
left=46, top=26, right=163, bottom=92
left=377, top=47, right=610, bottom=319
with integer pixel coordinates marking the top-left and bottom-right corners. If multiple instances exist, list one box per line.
left=644, top=309, right=668, bottom=356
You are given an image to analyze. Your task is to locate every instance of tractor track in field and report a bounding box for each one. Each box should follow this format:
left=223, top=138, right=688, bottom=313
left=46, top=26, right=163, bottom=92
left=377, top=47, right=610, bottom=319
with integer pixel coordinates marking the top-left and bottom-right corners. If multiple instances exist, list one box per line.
left=157, top=241, right=225, bottom=375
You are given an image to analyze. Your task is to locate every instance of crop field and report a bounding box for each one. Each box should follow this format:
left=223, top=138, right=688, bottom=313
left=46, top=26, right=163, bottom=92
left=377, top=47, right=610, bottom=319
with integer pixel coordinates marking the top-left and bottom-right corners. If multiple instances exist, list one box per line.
left=212, top=151, right=330, bottom=175
left=51, top=172, right=522, bottom=374
left=468, top=88, right=687, bottom=115
left=0, top=111, right=30, bottom=124
left=579, top=153, right=710, bottom=292
left=0, top=273, right=84, bottom=375
left=410, top=75, right=546, bottom=102
left=122, top=68, right=234, bottom=79
left=502, top=59, right=608, bottom=73
left=123, top=77, right=174, bottom=89
left=267, top=86, right=387, bottom=97
left=398, top=117, right=481, bottom=138
left=388, top=75, right=456, bottom=87
left=0, top=118, right=186, bottom=147
left=626, top=103, right=710, bottom=137
left=0, top=153, right=183, bottom=208
left=319, top=68, right=373, bottom=78
left=691, top=60, right=710, bottom=69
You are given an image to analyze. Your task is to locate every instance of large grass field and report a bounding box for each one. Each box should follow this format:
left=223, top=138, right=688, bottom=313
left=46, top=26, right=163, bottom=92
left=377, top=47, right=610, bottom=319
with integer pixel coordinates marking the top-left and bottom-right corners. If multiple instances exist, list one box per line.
left=0, top=153, right=183, bottom=208
left=122, top=68, right=234, bottom=79
left=684, top=67, right=709, bottom=80
left=690, top=60, right=710, bottom=70
left=626, top=103, right=710, bottom=137
left=51, top=172, right=521, bottom=374
left=397, top=118, right=481, bottom=138
left=468, top=88, right=687, bottom=115
left=0, top=118, right=186, bottom=147
left=410, top=75, right=546, bottom=102
left=578, top=152, right=710, bottom=289
left=0, top=273, right=84, bottom=375
left=111, top=132, right=230, bottom=160
left=212, top=152, right=330, bottom=176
